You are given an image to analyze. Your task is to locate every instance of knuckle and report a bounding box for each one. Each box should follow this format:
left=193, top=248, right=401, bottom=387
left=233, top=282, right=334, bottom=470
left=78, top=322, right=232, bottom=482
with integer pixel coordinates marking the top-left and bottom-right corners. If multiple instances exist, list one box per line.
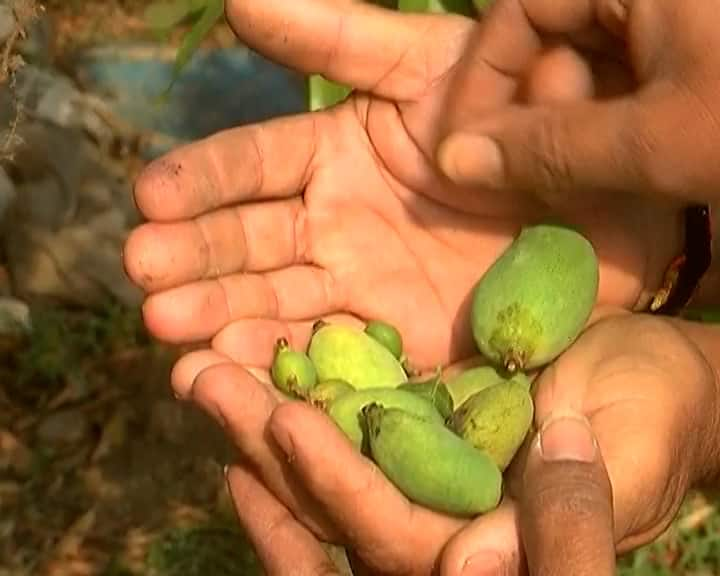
left=526, top=465, right=611, bottom=523
left=625, top=103, right=689, bottom=198
left=529, top=112, right=576, bottom=202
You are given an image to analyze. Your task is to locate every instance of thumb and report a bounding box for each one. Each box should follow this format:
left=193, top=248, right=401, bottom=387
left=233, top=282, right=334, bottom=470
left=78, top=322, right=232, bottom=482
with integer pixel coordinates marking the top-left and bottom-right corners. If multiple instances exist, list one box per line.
left=518, top=409, right=616, bottom=576
left=436, top=84, right=718, bottom=207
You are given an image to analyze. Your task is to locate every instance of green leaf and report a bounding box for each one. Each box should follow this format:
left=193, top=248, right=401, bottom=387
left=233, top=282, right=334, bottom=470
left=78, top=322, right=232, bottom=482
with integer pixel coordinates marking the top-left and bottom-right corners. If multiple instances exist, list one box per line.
left=682, top=306, right=720, bottom=324
left=157, top=0, right=224, bottom=96
left=472, top=0, right=495, bottom=13
left=174, top=0, right=224, bottom=75
left=397, top=0, right=475, bottom=15
left=307, top=75, right=353, bottom=111
left=143, top=0, right=204, bottom=33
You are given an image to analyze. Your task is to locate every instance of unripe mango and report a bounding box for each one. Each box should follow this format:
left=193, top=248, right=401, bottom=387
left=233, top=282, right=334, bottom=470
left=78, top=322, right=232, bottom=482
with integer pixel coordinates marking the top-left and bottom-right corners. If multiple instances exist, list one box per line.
left=307, top=379, right=355, bottom=411
left=364, top=320, right=404, bottom=360
left=470, top=223, right=599, bottom=373
left=270, top=338, right=318, bottom=398
left=363, top=404, right=503, bottom=517
left=398, top=372, right=454, bottom=420
left=446, top=365, right=530, bottom=410
left=327, top=387, right=443, bottom=451
left=450, top=380, right=534, bottom=471
left=308, top=324, right=408, bottom=390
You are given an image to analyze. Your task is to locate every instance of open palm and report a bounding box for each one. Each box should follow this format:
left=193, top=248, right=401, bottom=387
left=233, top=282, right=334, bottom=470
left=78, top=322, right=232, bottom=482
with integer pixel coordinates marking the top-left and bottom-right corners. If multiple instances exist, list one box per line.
left=123, top=1, right=671, bottom=370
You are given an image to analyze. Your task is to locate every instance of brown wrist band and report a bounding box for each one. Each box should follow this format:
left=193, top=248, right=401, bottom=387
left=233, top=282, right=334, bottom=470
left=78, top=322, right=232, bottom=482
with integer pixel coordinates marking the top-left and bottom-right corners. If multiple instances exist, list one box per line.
left=645, top=204, right=713, bottom=315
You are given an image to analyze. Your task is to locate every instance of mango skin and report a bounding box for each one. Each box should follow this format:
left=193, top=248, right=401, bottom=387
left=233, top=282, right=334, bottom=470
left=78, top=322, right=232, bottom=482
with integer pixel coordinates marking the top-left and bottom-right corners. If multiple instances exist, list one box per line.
left=450, top=380, right=534, bottom=471
left=308, top=324, right=408, bottom=390
left=364, top=404, right=503, bottom=517
left=271, top=339, right=318, bottom=398
left=446, top=365, right=530, bottom=411
left=364, top=320, right=404, bottom=360
left=307, top=379, right=355, bottom=411
left=327, top=387, right=443, bottom=451
left=470, top=223, right=599, bottom=372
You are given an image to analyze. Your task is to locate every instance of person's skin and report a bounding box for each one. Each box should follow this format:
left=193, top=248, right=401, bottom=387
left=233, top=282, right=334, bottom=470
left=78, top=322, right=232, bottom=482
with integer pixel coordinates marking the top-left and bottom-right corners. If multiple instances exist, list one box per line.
left=435, top=0, right=720, bottom=304
left=181, top=312, right=720, bottom=576
left=120, top=0, right=720, bottom=574
left=123, top=0, right=686, bottom=375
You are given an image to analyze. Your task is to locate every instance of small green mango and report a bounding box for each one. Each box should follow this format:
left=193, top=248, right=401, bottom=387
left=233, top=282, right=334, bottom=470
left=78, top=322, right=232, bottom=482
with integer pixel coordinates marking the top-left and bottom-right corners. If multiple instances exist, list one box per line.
left=450, top=380, right=534, bottom=471
left=470, top=223, right=599, bottom=373
left=308, top=324, right=408, bottom=390
left=306, top=379, right=356, bottom=411
left=270, top=338, right=318, bottom=398
left=364, top=320, right=404, bottom=360
left=399, top=372, right=454, bottom=420
left=363, top=404, right=503, bottom=517
left=327, top=387, right=444, bottom=451
left=446, top=365, right=530, bottom=410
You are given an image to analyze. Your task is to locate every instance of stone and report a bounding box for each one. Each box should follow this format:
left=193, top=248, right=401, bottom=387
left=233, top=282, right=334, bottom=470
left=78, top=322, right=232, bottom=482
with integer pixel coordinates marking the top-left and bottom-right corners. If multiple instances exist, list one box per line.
left=0, top=297, right=30, bottom=334
left=36, top=409, right=90, bottom=446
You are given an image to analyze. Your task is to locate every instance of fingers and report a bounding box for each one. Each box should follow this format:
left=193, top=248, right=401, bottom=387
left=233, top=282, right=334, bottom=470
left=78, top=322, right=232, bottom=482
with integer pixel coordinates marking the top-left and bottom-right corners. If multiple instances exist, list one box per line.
left=133, top=113, right=322, bottom=221
left=225, top=465, right=341, bottom=576
left=125, top=197, right=307, bottom=293
left=269, top=401, right=466, bottom=574
left=176, top=357, right=338, bottom=539
left=140, top=267, right=341, bottom=344
left=438, top=0, right=720, bottom=206
left=518, top=411, right=616, bottom=576
left=211, top=314, right=364, bottom=368
left=225, top=0, right=474, bottom=101
left=439, top=501, right=525, bottom=576
left=212, top=319, right=317, bottom=367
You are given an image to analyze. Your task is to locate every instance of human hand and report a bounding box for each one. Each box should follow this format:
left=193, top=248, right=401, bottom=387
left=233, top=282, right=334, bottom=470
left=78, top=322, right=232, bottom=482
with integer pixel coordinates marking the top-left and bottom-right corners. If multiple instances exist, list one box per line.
left=437, top=0, right=720, bottom=208
left=123, top=0, right=682, bottom=372
left=191, top=313, right=719, bottom=575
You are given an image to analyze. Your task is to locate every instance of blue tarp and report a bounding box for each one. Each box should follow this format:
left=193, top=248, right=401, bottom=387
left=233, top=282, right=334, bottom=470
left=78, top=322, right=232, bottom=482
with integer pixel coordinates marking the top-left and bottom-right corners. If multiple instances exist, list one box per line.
left=74, top=42, right=308, bottom=158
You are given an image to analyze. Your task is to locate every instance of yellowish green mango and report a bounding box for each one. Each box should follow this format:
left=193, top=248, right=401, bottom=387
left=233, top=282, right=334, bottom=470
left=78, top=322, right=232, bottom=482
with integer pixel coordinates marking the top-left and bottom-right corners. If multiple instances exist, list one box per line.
left=470, top=223, right=599, bottom=373
left=308, top=324, right=408, bottom=390
left=270, top=338, right=318, bottom=398
left=446, top=365, right=530, bottom=410
left=450, top=380, right=534, bottom=471
left=364, top=319, right=404, bottom=360
left=307, top=379, right=355, bottom=411
left=327, top=387, right=443, bottom=451
left=364, top=404, right=503, bottom=517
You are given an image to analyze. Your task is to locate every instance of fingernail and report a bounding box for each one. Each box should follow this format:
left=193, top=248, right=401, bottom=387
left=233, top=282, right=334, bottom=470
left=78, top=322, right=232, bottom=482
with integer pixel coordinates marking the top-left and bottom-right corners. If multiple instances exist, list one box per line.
left=461, top=551, right=503, bottom=576
left=438, top=134, right=503, bottom=187
left=223, top=464, right=230, bottom=479
left=538, top=410, right=597, bottom=463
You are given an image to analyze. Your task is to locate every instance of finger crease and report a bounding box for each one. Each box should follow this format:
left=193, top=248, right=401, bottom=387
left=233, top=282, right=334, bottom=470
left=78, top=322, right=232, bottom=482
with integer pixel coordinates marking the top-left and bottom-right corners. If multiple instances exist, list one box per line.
left=249, top=126, right=266, bottom=200
left=216, top=276, right=235, bottom=322
left=195, top=218, right=218, bottom=279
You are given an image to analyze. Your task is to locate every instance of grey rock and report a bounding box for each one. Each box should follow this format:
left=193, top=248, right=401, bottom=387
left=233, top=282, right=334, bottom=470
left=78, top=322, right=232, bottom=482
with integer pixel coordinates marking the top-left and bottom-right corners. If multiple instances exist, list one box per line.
left=0, top=297, right=30, bottom=335
left=36, top=409, right=90, bottom=446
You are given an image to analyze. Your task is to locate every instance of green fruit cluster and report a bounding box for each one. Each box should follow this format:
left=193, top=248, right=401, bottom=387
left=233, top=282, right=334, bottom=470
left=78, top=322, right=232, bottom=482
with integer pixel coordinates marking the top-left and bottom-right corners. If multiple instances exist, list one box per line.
left=269, top=222, right=599, bottom=518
